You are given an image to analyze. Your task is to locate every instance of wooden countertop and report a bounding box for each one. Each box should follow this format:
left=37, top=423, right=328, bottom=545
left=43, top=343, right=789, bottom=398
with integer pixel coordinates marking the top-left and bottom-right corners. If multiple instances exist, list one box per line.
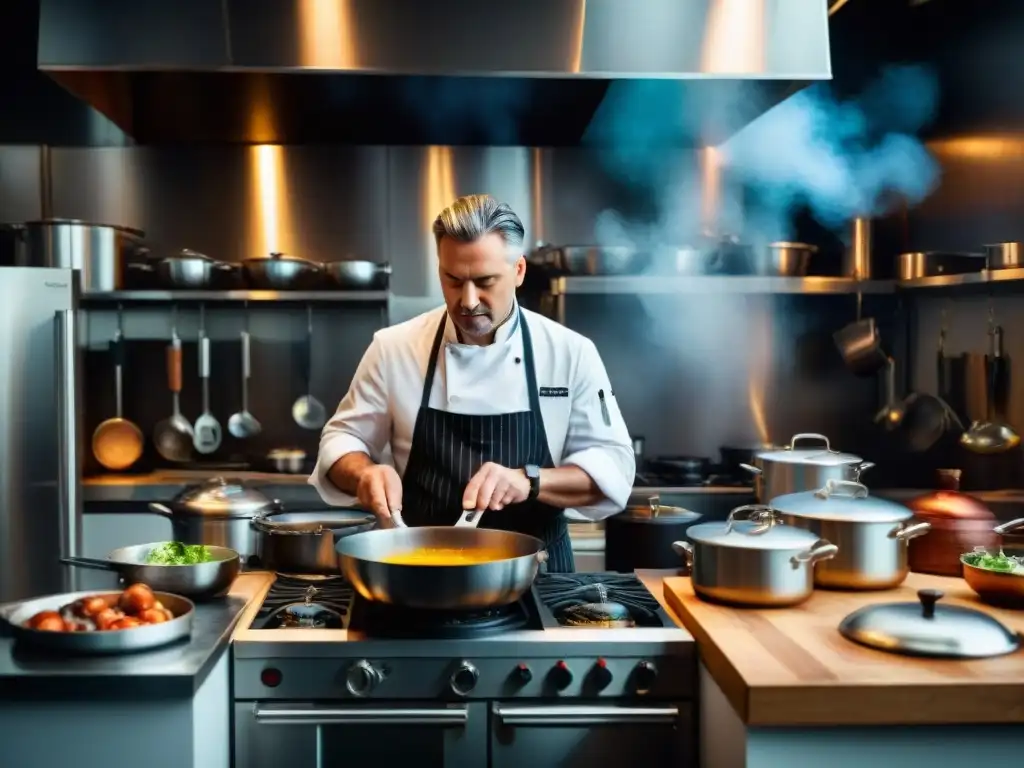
left=663, top=573, right=1024, bottom=727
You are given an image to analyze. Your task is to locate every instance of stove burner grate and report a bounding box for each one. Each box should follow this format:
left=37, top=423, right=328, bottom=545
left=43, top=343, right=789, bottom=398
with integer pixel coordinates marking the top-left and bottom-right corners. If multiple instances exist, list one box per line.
left=535, top=573, right=665, bottom=627
left=348, top=597, right=533, bottom=639
left=253, top=575, right=354, bottom=629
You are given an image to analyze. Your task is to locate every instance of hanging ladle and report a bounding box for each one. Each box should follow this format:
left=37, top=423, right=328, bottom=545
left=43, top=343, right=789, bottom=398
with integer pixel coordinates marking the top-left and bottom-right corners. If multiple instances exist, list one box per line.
left=961, top=306, right=1020, bottom=454
left=228, top=303, right=262, bottom=439
left=292, top=304, right=327, bottom=430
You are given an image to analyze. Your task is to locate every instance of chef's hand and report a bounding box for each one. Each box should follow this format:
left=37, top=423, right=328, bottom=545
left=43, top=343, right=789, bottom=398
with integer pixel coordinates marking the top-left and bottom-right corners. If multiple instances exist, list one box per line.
left=356, top=464, right=403, bottom=525
left=463, top=462, right=531, bottom=512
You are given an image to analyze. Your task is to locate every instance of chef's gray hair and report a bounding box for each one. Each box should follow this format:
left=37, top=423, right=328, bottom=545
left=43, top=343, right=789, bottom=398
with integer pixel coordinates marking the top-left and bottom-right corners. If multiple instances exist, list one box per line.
left=432, top=194, right=525, bottom=263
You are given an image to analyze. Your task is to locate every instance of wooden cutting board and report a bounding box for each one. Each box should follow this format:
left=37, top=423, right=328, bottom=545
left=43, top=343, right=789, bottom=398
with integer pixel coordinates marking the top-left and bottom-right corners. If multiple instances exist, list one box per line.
left=662, top=573, right=1024, bottom=727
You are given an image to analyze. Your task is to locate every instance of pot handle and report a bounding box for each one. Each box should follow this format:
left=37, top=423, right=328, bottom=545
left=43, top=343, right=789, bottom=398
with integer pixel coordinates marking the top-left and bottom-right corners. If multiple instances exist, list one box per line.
left=738, top=463, right=762, bottom=477
left=725, top=504, right=777, bottom=534
left=892, top=521, right=931, bottom=541
left=994, top=517, right=1024, bottom=536
left=788, top=433, right=832, bottom=452
left=851, top=461, right=875, bottom=480
left=59, top=556, right=119, bottom=573
left=671, top=541, right=693, bottom=572
left=790, top=540, right=839, bottom=567
left=147, top=503, right=173, bottom=518
left=814, top=479, right=869, bottom=500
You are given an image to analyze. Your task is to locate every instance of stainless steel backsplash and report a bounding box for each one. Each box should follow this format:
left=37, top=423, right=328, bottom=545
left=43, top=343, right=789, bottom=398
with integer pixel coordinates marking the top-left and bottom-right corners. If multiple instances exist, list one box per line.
left=0, top=144, right=903, bottom=477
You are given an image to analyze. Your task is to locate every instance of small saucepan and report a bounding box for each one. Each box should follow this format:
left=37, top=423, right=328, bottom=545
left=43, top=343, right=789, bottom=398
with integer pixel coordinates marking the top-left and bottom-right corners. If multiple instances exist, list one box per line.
left=252, top=510, right=376, bottom=574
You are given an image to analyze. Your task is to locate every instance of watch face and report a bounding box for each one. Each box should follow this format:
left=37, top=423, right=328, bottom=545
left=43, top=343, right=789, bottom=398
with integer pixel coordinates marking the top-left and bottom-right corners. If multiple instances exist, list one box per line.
left=525, top=464, right=540, bottom=479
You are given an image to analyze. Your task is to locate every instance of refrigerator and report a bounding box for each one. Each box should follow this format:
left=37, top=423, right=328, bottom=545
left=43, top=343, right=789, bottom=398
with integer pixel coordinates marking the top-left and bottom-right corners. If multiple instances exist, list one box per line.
left=0, top=266, right=82, bottom=603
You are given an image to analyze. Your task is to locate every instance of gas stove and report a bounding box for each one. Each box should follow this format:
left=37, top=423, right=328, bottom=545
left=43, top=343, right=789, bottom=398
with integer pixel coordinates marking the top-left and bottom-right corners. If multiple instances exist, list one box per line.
left=233, top=572, right=696, bottom=768
left=233, top=571, right=693, bottom=699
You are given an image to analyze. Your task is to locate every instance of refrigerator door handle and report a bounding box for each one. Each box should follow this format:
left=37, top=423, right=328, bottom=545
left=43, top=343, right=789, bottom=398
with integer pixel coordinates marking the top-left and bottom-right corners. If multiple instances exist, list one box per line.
left=55, top=308, right=80, bottom=592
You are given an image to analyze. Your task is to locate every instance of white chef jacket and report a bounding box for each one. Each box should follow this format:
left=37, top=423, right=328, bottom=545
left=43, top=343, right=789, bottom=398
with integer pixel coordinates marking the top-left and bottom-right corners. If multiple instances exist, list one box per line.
left=309, top=303, right=635, bottom=521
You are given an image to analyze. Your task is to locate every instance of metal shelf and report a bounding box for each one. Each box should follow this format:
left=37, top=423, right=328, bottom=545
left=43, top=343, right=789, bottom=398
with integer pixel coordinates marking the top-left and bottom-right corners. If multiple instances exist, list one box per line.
left=896, top=268, right=1024, bottom=290
left=80, top=290, right=390, bottom=304
left=549, top=276, right=895, bottom=295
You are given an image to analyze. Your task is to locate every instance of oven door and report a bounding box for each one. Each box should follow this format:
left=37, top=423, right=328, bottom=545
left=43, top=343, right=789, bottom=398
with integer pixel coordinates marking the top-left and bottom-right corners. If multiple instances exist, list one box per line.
left=234, top=701, right=487, bottom=768
left=491, top=703, right=693, bottom=768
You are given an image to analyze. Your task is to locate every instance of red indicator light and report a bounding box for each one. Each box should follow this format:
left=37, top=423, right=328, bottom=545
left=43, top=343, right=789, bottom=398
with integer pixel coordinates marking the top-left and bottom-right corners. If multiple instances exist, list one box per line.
left=260, top=668, right=283, bottom=687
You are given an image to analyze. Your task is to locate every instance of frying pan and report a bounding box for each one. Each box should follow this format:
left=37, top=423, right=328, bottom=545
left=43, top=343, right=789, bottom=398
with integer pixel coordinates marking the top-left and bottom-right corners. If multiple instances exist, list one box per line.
left=336, top=509, right=548, bottom=610
left=0, top=589, right=194, bottom=655
left=60, top=543, right=240, bottom=600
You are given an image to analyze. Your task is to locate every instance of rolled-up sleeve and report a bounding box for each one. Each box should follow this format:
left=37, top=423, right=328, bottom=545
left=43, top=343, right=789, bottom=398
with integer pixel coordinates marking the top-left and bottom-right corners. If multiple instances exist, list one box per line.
left=560, top=338, right=635, bottom=521
left=309, top=334, right=391, bottom=506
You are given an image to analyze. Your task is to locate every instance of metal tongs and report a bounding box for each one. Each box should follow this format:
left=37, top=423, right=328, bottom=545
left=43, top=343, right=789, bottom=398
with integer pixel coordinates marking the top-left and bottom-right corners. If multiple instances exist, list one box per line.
left=388, top=508, right=486, bottom=529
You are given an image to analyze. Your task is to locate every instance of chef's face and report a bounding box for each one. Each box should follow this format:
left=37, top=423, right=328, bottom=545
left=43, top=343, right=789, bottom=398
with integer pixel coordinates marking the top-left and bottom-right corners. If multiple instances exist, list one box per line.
left=438, top=232, right=526, bottom=343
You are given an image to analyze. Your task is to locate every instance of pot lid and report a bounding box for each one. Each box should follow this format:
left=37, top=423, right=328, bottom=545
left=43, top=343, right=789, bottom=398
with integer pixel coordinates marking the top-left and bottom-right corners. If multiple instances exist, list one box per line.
left=171, top=477, right=276, bottom=518
left=839, top=588, right=1020, bottom=659
left=620, top=494, right=703, bottom=522
left=770, top=481, right=914, bottom=523
left=686, top=505, right=822, bottom=550
left=757, top=432, right=862, bottom=466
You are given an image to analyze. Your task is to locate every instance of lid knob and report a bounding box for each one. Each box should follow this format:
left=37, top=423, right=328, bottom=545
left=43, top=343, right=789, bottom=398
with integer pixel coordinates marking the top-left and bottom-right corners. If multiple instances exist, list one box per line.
left=917, top=588, right=944, bottom=619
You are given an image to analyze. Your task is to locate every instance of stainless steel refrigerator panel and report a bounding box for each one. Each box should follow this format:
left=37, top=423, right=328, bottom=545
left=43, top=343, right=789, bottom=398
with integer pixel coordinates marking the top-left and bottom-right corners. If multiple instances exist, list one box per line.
left=0, top=267, right=80, bottom=602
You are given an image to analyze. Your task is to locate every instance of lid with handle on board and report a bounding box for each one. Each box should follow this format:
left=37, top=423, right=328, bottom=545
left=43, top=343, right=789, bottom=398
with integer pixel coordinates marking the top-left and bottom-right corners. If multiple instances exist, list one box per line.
left=838, top=588, right=1020, bottom=659
left=755, top=432, right=864, bottom=467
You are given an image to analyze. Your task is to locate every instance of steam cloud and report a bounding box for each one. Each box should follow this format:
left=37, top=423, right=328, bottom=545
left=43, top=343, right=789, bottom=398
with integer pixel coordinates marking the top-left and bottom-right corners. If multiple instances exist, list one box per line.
left=578, top=66, right=943, bottom=454
left=586, top=64, right=942, bottom=247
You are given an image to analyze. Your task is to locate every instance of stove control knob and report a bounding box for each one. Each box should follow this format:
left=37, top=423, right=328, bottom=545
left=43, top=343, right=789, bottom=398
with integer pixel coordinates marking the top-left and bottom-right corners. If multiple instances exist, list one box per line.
left=450, top=661, right=479, bottom=696
left=633, top=660, right=658, bottom=694
left=345, top=659, right=383, bottom=697
left=512, top=663, right=533, bottom=685
left=591, top=658, right=613, bottom=690
left=549, top=660, right=573, bottom=691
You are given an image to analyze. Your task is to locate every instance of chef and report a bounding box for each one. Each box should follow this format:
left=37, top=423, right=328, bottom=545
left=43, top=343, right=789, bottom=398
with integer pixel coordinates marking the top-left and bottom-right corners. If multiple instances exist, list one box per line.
left=310, top=194, right=635, bottom=572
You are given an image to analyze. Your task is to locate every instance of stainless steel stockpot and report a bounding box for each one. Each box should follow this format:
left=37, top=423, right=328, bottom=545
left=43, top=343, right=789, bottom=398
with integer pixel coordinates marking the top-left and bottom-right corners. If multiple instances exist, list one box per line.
left=770, top=480, right=931, bottom=590
left=740, top=432, right=873, bottom=502
left=672, top=505, right=837, bottom=607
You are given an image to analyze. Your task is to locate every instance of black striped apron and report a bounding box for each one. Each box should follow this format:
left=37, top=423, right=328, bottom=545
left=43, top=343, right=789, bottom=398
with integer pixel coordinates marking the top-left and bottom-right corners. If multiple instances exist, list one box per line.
left=400, top=309, right=575, bottom=573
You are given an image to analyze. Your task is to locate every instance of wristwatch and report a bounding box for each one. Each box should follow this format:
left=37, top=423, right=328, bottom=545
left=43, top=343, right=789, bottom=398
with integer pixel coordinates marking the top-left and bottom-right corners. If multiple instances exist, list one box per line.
left=524, top=464, right=541, bottom=502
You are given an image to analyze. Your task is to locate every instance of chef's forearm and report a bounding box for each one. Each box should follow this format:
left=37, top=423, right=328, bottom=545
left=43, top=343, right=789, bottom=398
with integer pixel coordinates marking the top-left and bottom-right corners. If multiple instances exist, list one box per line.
left=327, top=451, right=374, bottom=494
left=537, top=466, right=603, bottom=509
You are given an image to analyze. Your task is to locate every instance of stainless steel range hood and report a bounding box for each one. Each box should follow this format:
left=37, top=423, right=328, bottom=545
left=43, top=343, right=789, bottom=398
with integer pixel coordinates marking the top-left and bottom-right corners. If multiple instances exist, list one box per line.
left=38, top=0, right=832, bottom=146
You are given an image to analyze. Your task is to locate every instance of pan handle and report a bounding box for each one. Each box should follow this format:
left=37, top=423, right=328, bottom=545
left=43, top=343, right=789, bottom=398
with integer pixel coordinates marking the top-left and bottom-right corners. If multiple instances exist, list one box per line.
left=738, top=463, right=762, bottom=476
left=60, top=556, right=121, bottom=573
left=147, top=503, right=174, bottom=518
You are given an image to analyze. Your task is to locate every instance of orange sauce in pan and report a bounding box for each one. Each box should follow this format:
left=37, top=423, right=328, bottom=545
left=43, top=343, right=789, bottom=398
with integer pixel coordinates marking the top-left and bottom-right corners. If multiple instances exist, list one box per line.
left=380, top=547, right=508, bottom=566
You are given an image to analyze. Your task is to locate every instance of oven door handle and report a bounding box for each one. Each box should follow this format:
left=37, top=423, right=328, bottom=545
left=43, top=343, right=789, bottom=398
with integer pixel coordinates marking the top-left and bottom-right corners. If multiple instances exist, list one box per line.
left=253, top=704, right=468, bottom=727
left=494, top=704, right=680, bottom=726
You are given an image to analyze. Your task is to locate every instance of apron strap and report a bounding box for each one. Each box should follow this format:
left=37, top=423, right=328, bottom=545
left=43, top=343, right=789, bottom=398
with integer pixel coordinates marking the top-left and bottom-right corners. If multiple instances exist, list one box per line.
left=420, top=313, right=449, bottom=411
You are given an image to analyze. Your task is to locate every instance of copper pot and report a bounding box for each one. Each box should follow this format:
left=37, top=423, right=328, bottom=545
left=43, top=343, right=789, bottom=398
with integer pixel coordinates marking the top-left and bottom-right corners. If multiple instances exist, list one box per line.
left=906, top=469, right=998, bottom=577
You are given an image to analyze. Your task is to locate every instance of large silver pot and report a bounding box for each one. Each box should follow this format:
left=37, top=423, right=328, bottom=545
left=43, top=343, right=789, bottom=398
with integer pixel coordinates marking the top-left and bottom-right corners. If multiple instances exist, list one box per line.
left=8, top=219, right=145, bottom=292
left=672, top=505, right=837, bottom=607
left=740, top=433, right=873, bottom=502
left=336, top=526, right=548, bottom=610
left=252, top=510, right=375, bottom=574
left=147, top=478, right=281, bottom=563
left=771, top=480, right=932, bottom=590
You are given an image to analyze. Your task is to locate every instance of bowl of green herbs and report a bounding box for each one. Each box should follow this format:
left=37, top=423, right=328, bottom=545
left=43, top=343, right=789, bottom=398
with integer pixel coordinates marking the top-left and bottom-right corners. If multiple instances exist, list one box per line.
left=961, top=548, right=1024, bottom=607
